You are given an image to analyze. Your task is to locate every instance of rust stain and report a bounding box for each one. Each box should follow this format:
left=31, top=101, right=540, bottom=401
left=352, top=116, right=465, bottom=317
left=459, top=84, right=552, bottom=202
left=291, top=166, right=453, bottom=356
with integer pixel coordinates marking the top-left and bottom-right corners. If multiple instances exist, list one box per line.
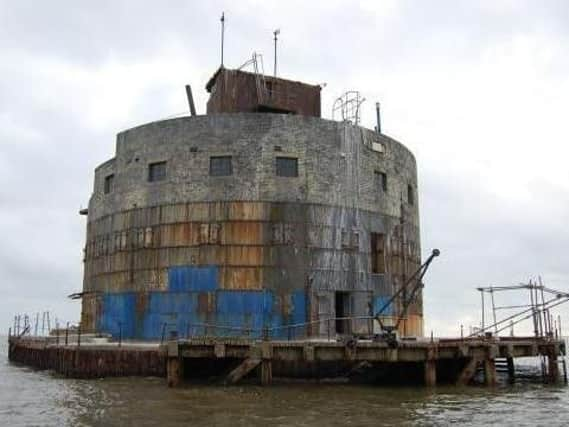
left=221, top=222, right=264, bottom=245
left=219, top=267, right=264, bottom=290
left=135, top=292, right=148, bottom=315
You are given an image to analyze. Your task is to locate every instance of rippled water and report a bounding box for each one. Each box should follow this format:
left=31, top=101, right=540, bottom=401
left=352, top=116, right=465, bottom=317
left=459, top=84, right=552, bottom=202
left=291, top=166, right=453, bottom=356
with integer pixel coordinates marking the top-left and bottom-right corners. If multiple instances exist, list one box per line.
left=2, top=338, right=568, bottom=426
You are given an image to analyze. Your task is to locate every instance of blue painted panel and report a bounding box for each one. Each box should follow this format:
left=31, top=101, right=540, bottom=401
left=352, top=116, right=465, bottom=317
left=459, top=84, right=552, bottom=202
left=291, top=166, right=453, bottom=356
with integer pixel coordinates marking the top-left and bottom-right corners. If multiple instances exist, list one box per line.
left=216, top=291, right=273, bottom=337
left=97, top=288, right=310, bottom=341
left=168, top=266, right=218, bottom=292
left=148, top=292, right=199, bottom=314
left=290, top=290, right=306, bottom=325
left=373, top=296, right=393, bottom=316
left=143, top=292, right=205, bottom=339
left=98, top=293, right=136, bottom=339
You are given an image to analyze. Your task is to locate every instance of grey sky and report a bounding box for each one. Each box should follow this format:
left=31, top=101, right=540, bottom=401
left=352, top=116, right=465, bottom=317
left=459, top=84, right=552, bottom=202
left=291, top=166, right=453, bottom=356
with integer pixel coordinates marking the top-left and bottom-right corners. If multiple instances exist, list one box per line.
left=1, top=1, right=568, bottom=335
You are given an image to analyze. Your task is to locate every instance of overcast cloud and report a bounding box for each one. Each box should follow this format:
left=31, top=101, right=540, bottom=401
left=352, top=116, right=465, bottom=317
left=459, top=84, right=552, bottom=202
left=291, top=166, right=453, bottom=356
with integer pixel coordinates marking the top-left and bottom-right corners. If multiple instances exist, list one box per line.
left=1, top=0, right=568, bottom=335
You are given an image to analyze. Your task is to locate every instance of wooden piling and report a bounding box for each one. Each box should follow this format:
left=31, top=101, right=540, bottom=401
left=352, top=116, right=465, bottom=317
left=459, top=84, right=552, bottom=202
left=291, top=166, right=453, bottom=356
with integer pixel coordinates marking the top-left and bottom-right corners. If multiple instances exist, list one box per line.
left=547, top=352, right=560, bottom=384
left=506, top=357, right=515, bottom=383
left=424, top=359, right=436, bottom=387
left=260, top=359, right=273, bottom=386
left=484, top=358, right=497, bottom=386
left=167, top=357, right=181, bottom=387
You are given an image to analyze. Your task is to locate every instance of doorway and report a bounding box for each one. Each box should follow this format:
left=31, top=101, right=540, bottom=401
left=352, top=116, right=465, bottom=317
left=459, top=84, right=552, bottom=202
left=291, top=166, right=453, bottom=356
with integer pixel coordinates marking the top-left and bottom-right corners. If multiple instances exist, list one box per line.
left=335, top=291, right=351, bottom=334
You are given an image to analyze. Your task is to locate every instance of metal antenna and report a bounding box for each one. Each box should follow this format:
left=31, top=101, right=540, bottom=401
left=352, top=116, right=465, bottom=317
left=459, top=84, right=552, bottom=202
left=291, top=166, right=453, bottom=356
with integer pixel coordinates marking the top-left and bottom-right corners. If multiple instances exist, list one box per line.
left=273, top=29, right=280, bottom=77
left=220, top=12, right=225, bottom=67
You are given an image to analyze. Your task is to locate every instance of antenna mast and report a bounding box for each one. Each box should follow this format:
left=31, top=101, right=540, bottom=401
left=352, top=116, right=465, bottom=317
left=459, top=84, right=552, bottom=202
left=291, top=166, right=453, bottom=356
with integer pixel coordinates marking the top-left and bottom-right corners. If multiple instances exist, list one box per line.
left=220, top=12, right=225, bottom=67
left=273, top=28, right=280, bottom=77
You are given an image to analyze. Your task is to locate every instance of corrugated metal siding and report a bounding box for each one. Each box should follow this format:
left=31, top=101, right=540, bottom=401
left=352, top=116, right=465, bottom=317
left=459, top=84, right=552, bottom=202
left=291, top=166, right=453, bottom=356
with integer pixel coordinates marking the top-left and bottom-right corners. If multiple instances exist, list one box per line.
left=97, top=293, right=136, bottom=338
left=83, top=200, right=422, bottom=339
left=168, top=266, right=218, bottom=291
left=96, top=287, right=307, bottom=340
left=219, top=266, right=264, bottom=290
left=215, top=290, right=270, bottom=336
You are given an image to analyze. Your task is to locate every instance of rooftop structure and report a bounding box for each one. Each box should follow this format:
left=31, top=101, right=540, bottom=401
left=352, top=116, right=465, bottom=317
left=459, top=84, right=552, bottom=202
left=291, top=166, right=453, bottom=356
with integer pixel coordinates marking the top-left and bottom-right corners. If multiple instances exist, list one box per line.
left=206, top=67, right=321, bottom=116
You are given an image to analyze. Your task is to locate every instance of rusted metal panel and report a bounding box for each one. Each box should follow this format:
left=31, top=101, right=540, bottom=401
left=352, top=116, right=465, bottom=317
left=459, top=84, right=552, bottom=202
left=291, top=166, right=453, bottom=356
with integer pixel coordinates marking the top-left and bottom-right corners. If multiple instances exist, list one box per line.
left=159, top=223, right=200, bottom=247
left=83, top=198, right=423, bottom=339
left=161, top=203, right=187, bottom=224
left=80, top=293, right=98, bottom=332
left=133, top=249, right=159, bottom=271
left=105, top=271, right=131, bottom=292
left=162, top=247, right=199, bottom=267
left=226, top=246, right=265, bottom=266
left=398, top=314, right=423, bottom=337
left=219, top=267, right=264, bottom=290
left=207, top=202, right=230, bottom=222
left=187, top=202, right=210, bottom=222
left=206, top=68, right=321, bottom=117
left=197, top=292, right=215, bottom=314
left=221, top=222, right=265, bottom=245
left=228, top=202, right=268, bottom=221
left=110, top=251, right=130, bottom=272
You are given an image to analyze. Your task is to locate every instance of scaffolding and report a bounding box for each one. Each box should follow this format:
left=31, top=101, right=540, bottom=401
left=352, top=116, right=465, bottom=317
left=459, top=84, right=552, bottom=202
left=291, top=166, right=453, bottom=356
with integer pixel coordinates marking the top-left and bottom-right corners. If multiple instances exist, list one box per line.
left=472, top=278, right=569, bottom=339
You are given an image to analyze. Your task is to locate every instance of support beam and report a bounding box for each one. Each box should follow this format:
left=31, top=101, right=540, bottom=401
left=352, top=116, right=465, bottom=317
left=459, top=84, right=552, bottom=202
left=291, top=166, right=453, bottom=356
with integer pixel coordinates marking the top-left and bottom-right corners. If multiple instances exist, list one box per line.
left=484, top=358, right=497, bottom=386
left=547, top=352, right=560, bottom=383
left=424, top=360, right=436, bottom=387
left=167, top=357, right=181, bottom=387
left=506, top=357, right=515, bottom=384
left=260, top=359, right=273, bottom=386
left=456, top=357, right=480, bottom=386
left=225, top=358, right=261, bottom=385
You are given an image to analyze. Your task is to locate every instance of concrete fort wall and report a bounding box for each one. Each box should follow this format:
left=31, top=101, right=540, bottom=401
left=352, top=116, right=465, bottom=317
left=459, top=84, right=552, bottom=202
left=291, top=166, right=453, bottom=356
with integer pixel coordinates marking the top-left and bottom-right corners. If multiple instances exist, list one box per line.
left=81, top=113, right=422, bottom=339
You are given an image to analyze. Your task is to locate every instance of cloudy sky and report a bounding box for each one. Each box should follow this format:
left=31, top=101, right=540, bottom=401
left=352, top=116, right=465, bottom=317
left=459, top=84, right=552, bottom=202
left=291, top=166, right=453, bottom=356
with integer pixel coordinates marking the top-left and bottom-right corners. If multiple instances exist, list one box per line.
left=1, top=1, right=568, bottom=336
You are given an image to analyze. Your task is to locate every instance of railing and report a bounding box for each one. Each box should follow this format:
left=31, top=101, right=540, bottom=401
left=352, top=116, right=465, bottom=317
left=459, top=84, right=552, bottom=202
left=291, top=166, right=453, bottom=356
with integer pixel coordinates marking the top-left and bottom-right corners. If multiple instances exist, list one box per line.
left=157, top=315, right=399, bottom=344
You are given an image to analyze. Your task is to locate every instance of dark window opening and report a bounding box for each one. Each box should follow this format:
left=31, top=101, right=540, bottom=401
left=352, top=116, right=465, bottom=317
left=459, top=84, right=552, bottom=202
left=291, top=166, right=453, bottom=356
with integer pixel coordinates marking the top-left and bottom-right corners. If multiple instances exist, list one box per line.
left=256, top=105, right=294, bottom=114
left=104, top=174, right=114, bottom=194
left=148, top=161, right=167, bottom=182
left=276, top=157, right=298, bottom=177
left=407, top=184, right=414, bottom=205
left=371, top=232, right=386, bottom=274
left=375, top=171, right=388, bottom=193
left=210, top=156, right=233, bottom=176
left=335, top=292, right=351, bottom=335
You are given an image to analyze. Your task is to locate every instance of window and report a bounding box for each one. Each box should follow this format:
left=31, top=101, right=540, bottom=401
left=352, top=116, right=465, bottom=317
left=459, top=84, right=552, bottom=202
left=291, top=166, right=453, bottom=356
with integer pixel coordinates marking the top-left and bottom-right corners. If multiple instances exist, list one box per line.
left=370, top=232, right=386, bottom=274
left=276, top=157, right=298, bottom=177
left=209, top=156, right=233, bottom=176
left=148, top=161, right=167, bottom=182
left=104, top=174, right=114, bottom=194
left=407, top=184, right=414, bottom=205
left=375, top=171, right=388, bottom=193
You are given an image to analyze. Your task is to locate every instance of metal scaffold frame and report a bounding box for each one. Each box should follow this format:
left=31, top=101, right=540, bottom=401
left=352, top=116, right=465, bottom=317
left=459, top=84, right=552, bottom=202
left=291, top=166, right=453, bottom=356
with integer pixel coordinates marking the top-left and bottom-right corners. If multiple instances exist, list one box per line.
left=472, top=278, right=569, bottom=339
left=332, top=91, right=366, bottom=125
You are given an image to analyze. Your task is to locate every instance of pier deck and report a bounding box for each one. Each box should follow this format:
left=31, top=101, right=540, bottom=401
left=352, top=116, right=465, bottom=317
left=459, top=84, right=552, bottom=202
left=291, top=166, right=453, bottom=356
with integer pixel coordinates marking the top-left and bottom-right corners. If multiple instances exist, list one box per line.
left=7, top=335, right=565, bottom=387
